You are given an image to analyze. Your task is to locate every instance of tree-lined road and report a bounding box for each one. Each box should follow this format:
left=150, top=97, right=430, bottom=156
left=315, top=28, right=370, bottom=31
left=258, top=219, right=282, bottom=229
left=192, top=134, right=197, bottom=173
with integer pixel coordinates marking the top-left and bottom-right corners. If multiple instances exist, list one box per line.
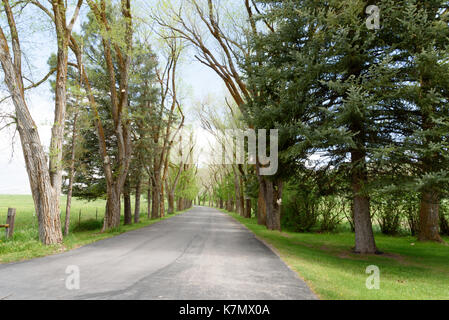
left=0, top=207, right=316, bottom=300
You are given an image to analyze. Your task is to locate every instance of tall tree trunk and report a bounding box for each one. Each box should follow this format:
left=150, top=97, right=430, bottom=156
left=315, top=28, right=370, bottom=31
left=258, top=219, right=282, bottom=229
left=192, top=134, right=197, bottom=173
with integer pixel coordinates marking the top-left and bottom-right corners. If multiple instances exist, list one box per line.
left=256, top=160, right=268, bottom=226
left=0, top=24, right=63, bottom=245
left=417, top=111, right=443, bottom=242
left=245, top=198, right=252, bottom=218
left=147, top=179, right=151, bottom=219
left=160, top=177, right=165, bottom=218
left=151, top=174, right=161, bottom=219
left=103, top=184, right=121, bottom=230
left=167, top=162, right=182, bottom=214
left=64, top=178, right=74, bottom=236
left=351, top=150, right=378, bottom=254
left=124, top=178, right=132, bottom=225
left=257, top=180, right=267, bottom=226
left=418, top=191, right=442, bottom=242
left=134, top=175, right=141, bottom=223
left=49, top=3, right=70, bottom=233
left=168, top=191, right=175, bottom=214
left=239, top=175, right=245, bottom=216
left=265, top=179, right=282, bottom=231
left=64, top=111, right=78, bottom=235
left=232, top=166, right=243, bottom=216
left=86, top=0, right=133, bottom=232
left=229, top=200, right=234, bottom=212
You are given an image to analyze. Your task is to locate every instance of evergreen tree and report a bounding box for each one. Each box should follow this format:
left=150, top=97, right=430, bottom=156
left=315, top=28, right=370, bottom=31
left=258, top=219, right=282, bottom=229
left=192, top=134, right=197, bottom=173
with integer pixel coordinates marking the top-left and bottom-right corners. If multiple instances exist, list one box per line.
left=246, top=0, right=440, bottom=253
left=381, top=0, right=449, bottom=242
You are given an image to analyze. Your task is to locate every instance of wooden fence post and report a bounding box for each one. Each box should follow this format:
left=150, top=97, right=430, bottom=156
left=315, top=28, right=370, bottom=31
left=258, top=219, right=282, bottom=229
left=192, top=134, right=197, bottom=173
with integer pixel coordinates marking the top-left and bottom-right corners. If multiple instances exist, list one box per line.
left=6, top=208, right=16, bottom=239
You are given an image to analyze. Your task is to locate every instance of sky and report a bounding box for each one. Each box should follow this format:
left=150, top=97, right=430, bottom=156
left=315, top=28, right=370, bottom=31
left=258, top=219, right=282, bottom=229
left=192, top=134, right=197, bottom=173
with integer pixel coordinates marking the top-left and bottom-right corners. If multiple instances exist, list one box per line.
left=0, top=1, right=228, bottom=194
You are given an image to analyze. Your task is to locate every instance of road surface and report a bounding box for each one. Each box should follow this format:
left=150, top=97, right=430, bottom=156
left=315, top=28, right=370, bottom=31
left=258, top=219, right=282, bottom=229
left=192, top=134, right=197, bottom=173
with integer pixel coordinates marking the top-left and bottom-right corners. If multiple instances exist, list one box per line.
left=0, top=206, right=316, bottom=300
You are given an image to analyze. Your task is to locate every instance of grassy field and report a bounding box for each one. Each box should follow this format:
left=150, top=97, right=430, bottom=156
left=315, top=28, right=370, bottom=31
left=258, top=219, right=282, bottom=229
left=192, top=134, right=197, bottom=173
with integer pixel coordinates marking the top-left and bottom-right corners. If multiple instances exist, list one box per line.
left=0, top=195, right=186, bottom=264
left=226, top=211, right=449, bottom=300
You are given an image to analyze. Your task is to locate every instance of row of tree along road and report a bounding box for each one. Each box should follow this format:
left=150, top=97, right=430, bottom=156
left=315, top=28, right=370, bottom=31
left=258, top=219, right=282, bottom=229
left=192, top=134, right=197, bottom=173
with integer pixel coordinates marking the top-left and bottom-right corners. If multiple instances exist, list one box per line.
left=0, top=1, right=448, bottom=255
left=180, top=0, right=449, bottom=254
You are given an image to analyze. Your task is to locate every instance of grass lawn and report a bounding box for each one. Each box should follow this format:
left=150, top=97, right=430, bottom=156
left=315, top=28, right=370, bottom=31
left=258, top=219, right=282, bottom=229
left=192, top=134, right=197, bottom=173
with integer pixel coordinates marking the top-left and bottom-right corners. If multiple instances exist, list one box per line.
left=226, top=211, right=449, bottom=300
left=0, top=195, right=187, bottom=264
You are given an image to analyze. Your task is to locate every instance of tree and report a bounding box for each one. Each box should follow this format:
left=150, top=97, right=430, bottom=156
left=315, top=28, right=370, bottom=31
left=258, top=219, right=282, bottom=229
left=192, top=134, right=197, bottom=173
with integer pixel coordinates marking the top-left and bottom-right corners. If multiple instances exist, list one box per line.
left=0, top=0, right=82, bottom=244
left=383, top=0, right=449, bottom=242
left=127, top=36, right=159, bottom=222
left=245, top=0, right=414, bottom=252
left=69, top=0, right=133, bottom=231
left=68, top=12, right=165, bottom=228
left=48, top=53, right=89, bottom=235
left=146, top=36, right=185, bottom=219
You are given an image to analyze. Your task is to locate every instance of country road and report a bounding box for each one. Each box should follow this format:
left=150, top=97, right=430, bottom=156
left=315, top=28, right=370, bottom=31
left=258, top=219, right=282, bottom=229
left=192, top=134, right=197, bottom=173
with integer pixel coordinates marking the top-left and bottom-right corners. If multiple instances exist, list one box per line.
left=0, top=207, right=316, bottom=300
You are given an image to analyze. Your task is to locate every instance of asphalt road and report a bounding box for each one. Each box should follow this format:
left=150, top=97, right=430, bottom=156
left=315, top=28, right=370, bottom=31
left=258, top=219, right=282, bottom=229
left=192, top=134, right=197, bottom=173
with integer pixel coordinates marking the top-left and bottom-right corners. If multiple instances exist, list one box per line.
left=0, top=206, right=316, bottom=300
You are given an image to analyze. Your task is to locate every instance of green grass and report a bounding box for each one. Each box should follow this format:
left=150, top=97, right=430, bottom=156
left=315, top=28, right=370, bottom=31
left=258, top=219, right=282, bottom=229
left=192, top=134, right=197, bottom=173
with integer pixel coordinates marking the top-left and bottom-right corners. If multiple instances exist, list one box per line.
left=225, top=211, right=449, bottom=300
left=0, top=195, right=188, bottom=264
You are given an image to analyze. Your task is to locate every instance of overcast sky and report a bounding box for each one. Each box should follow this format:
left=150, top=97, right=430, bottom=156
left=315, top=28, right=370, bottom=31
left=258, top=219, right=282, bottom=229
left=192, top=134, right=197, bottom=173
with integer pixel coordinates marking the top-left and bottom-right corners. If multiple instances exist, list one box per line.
left=0, top=1, right=227, bottom=194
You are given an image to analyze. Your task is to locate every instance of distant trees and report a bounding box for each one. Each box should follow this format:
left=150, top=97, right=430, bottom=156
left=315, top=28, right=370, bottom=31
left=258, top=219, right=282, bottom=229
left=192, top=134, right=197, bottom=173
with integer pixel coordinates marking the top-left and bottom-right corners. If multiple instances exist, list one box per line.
left=154, top=0, right=275, bottom=227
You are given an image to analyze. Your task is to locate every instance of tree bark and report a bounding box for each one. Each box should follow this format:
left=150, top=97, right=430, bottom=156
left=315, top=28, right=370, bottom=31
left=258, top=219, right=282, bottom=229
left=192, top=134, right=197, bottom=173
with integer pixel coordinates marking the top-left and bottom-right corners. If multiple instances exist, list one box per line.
left=418, top=191, right=443, bottom=242
left=228, top=200, right=234, bottom=212
left=160, top=177, right=165, bottom=218
left=64, top=111, right=78, bottom=235
left=103, top=184, right=121, bottom=230
left=168, top=191, right=175, bottom=214
left=151, top=173, right=161, bottom=219
left=232, top=166, right=244, bottom=216
left=265, top=179, right=282, bottom=231
left=0, top=22, right=63, bottom=245
left=257, top=180, right=267, bottom=226
left=351, top=150, right=378, bottom=254
left=239, top=175, right=245, bottom=216
left=134, top=176, right=141, bottom=223
left=245, top=198, right=252, bottom=218
left=417, top=111, right=443, bottom=242
left=124, top=178, right=132, bottom=225
left=147, top=179, right=152, bottom=219
left=49, top=0, right=71, bottom=228
left=167, top=162, right=182, bottom=214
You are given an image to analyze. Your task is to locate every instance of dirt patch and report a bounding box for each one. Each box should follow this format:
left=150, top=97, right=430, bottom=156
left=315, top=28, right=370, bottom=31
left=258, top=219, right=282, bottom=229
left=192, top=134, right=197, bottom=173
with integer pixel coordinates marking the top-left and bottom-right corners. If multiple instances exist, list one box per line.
left=291, top=241, right=341, bottom=253
left=380, top=252, right=412, bottom=266
left=280, top=232, right=293, bottom=238
left=336, top=250, right=413, bottom=265
left=292, top=241, right=315, bottom=249
left=337, top=251, right=370, bottom=261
